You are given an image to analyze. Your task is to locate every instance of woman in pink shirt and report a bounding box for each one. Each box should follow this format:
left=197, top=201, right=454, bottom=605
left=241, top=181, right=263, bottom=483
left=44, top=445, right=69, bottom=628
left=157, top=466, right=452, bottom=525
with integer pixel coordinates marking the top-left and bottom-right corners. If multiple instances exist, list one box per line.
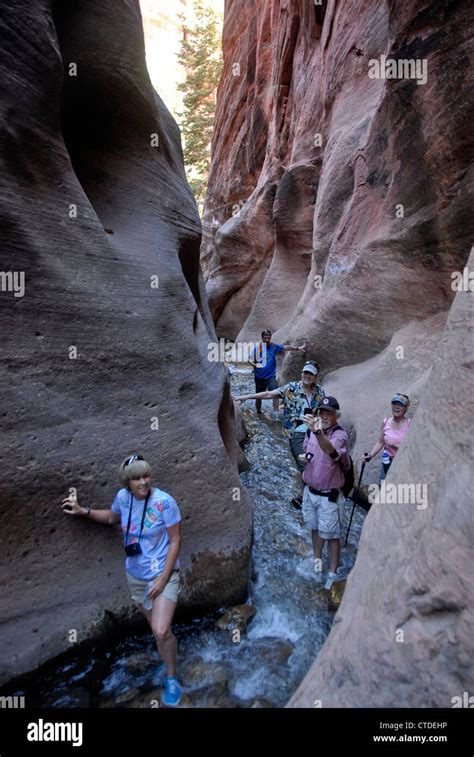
left=363, top=394, right=411, bottom=480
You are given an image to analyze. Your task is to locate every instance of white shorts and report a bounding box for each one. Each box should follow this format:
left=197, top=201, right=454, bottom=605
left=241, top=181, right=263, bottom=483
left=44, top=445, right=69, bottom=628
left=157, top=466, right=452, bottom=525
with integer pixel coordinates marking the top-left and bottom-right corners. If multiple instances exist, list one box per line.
left=302, top=486, right=345, bottom=539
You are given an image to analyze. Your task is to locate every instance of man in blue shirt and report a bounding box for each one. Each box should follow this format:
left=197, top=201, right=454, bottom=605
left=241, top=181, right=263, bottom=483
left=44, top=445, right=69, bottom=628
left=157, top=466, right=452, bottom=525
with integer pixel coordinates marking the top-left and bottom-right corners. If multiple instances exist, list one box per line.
left=249, top=329, right=306, bottom=413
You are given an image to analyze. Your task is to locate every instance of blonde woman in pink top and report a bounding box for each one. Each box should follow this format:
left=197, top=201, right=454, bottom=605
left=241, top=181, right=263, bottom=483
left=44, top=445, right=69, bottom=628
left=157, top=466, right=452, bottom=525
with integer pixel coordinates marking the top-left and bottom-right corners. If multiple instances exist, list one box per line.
left=363, top=394, right=411, bottom=480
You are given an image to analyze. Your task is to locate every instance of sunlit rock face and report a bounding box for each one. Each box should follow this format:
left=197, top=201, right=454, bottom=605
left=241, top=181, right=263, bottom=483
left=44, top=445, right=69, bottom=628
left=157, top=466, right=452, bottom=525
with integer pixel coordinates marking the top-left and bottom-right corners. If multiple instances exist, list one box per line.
left=140, top=0, right=186, bottom=117
left=140, top=0, right=224, bottom=117
left=0, top=0, right=251, bottom=684
left=202, top=0, right=472, bottom=378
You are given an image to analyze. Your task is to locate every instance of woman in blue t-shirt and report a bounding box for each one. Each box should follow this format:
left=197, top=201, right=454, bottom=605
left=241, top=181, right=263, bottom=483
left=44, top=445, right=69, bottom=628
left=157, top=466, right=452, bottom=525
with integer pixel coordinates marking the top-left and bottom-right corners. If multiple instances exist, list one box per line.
left=61, top=454, right=182, bottom=706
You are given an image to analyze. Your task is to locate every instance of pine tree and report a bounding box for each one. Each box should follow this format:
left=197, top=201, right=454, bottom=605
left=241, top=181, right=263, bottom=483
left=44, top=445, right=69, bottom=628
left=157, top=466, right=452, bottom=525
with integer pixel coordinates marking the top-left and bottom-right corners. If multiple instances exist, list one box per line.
left=177, top=0, right=223, bottom=211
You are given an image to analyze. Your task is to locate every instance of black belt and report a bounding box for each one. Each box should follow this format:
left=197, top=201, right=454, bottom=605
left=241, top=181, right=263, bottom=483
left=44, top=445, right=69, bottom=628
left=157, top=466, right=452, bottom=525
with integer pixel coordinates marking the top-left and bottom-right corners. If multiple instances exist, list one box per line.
left=308, top=486, right=332, bottom=497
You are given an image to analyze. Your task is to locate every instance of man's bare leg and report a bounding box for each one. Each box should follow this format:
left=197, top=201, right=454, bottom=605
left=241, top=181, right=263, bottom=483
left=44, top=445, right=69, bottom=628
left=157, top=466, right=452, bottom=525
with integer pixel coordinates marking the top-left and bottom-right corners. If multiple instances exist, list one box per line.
left=328, top=538, right=340, bottom=574
left=312, top=530, right=324, bottom=561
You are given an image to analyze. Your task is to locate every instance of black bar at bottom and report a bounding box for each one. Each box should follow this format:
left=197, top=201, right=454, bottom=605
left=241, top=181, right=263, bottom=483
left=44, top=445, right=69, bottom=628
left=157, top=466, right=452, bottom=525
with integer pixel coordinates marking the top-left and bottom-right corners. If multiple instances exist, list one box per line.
left=0, top=707, right=471, bottom=755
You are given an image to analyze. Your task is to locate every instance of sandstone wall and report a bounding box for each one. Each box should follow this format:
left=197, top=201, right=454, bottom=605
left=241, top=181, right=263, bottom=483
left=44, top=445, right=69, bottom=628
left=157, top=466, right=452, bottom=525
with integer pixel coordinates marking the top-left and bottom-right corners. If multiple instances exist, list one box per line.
left=202, top=0, right=472, bottom=377
left=0, top=0, right=251, bottom=684
left=288, top=260, right=474, bottom=707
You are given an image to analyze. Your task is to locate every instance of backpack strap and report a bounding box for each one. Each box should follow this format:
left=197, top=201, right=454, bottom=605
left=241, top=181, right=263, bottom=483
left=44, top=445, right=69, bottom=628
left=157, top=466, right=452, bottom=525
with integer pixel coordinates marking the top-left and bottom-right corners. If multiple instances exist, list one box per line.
left=330, top=425, right=350, bottom=474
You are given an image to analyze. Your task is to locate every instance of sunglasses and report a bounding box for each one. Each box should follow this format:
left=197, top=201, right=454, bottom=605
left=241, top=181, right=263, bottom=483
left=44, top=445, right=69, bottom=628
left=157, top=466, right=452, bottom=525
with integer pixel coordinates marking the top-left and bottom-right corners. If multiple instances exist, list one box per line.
left=123, top=455, right=144, bottom=468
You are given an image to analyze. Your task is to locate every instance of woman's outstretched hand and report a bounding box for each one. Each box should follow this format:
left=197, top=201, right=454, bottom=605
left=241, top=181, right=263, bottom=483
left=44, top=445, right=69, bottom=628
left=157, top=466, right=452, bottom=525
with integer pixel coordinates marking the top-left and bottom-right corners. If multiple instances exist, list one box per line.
left=61, top=494, right=84, bottom=516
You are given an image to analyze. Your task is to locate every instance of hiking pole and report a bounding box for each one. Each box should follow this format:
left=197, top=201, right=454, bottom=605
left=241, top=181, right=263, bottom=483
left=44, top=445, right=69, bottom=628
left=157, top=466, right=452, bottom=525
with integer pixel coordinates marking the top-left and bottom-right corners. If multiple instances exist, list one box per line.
left=345, top=461, right=366, bottom=546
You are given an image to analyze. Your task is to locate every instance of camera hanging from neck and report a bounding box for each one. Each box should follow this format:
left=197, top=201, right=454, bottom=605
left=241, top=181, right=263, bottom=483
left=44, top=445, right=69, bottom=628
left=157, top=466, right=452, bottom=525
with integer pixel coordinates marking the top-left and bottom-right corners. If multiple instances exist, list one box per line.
left=125, top=491, right=150, bottom=547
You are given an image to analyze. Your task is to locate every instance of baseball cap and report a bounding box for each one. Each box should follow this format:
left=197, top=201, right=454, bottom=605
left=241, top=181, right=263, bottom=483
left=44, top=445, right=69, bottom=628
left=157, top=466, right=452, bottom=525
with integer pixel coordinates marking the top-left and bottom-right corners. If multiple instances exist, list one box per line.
left=302, top=362, right=318, bottom=375
left=391, top=393, right=409, bottom=406
left=319, top=396, right=340, bottom=411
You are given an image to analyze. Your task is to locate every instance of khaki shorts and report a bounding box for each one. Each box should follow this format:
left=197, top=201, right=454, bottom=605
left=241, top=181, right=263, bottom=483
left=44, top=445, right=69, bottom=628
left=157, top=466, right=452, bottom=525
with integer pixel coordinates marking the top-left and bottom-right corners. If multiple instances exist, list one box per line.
left=302, top=486, right=345, bottom=540
left=126, top=569, right=180, bottom=606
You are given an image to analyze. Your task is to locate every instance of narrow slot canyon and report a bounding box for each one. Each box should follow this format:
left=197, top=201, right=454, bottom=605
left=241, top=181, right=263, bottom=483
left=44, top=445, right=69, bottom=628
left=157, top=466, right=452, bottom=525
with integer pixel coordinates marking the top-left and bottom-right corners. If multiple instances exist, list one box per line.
left=0, top=0, right=472, bottom=730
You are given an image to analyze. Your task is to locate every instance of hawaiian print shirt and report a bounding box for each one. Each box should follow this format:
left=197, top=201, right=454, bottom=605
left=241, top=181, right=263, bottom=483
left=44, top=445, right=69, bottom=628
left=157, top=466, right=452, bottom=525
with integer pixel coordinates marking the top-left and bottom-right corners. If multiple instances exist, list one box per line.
left=278, top=381, right=325, bottom=438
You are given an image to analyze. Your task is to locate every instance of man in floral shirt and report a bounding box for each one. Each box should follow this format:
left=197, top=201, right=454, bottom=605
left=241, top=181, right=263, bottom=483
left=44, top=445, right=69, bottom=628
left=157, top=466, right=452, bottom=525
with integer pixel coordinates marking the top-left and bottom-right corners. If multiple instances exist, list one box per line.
left=236, top=362, right=325, bottom=507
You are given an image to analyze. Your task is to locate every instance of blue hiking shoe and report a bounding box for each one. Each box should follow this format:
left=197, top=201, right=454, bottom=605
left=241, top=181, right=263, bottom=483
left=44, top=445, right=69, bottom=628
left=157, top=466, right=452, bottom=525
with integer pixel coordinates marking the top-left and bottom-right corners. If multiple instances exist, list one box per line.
left=161, top=676, right=182, bottom=707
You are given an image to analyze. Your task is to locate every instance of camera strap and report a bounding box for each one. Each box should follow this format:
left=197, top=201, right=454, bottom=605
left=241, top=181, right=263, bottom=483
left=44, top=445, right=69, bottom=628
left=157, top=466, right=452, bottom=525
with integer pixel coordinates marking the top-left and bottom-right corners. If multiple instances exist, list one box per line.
left=125, top=491, right=151, bottom=546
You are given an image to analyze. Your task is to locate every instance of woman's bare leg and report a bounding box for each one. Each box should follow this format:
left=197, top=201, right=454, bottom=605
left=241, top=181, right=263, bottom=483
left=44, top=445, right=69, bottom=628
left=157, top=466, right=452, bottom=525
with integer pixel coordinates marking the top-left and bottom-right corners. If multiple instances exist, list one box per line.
left=146, top=595, right=178, bottom=678
left=138, top=604, right=152, bottom=626
left=138, top=598, right=177, bottom=677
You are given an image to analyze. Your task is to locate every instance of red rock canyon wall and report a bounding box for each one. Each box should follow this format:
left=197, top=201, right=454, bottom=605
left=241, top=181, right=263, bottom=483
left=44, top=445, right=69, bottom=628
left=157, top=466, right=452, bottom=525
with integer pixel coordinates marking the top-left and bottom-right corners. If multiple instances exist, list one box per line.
left=202, top=0, right=472, bottom=376
left=203, top=0, right=474, bottom=706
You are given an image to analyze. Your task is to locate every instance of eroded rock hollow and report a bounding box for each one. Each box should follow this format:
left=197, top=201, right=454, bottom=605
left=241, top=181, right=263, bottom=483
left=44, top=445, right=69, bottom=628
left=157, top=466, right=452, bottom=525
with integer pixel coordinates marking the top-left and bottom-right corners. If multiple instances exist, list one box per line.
left=0, top=0, right=251, bottom=684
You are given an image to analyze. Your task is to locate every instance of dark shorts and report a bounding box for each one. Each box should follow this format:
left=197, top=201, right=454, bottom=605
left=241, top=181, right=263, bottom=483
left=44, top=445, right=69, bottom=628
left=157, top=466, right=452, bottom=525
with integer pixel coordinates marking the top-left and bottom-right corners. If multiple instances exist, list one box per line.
left=289, top=431, right=307, bottom=472
left=380, top=460, right=392, bottom=481
left=255, top=376, right=278, bottom=393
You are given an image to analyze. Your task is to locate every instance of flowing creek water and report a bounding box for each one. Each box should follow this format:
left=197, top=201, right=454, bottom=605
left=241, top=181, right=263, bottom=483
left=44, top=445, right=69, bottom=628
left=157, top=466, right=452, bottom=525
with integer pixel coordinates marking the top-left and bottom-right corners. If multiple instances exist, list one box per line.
left=8, top=370, right=367, bottom=708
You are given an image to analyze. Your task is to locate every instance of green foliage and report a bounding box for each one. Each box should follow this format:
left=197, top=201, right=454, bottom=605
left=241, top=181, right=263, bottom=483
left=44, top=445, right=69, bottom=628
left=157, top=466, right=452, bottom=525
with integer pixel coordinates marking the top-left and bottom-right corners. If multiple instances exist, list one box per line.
left=177, top=0, right=223, bottom=209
